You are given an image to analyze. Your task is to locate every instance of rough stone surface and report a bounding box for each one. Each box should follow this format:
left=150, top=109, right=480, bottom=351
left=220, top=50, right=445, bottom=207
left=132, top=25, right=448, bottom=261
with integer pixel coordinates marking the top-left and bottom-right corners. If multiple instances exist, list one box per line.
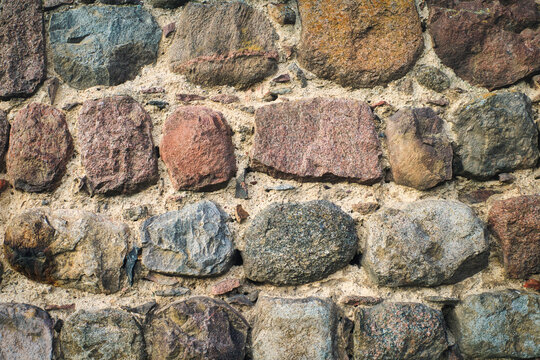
left=0, top=0, right=45, bottom=98
left=297, top=0, right=423, bottom=87
left=354, top=302, right=448, bottom=359
left=428, top=0, right=540, bottom=89
left=386, top=107, right=452, bottom=190
left=489, top=195, right=540, bottom=279
left=148, top=0, right=187, bottom=8
left=78, top=96, right=159, bottom=194
left=362, top=200, right=488, bottom=287
left=415, top=65, right=450, bottom=92
left=252, top=297, right=343, bottom=360
left=449, top=290, right=540, bottom=359
left=252, top=98, right=383, bottom=183
left=145, top=297, right=249, bottom=360
left=160, top=106, right=237, bottom=191
left=169, top=2, right=278, bottom=88
left=49, top=6, right=161, bottom=89
left=244, top=200, right=358, bottom=285
left=268, top=3, right=296, bottom=25
left=453, top=92, right=539, bottom=179
left=4, top=208, right=129, bottom=294
left=0, top=110, right=9, bottom=169
left=141, top=200, right=235, bottom=277
left=6, top=103, right=73, bottom=192
left=60, top=309, right=146, bottom=360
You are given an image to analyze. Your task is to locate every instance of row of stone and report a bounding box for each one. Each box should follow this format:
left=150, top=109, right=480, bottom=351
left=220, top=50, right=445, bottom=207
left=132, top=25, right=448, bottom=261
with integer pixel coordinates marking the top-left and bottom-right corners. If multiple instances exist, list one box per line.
left=2, top=0, right=539, bottom=98
left=3, top=196, right=538, bottom=295
left=2, top=289, right=539, bottom=359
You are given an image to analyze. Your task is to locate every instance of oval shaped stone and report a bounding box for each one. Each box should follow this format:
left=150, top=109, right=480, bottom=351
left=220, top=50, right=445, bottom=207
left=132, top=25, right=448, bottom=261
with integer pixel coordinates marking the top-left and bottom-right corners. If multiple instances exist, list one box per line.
left=141, top=200, right=234, bottom=277
left=362, top=199, right=489, bottom=287
left=6, top=103, right=73, bottom=192
left=78, top=96, right=158, bottom=194
left=243, top=200, right=358, bottom=285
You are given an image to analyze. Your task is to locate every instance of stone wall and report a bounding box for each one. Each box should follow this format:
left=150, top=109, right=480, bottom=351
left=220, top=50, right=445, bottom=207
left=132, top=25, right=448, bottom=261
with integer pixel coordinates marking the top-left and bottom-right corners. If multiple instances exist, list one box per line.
left=0, top=0, right=539, bottom=359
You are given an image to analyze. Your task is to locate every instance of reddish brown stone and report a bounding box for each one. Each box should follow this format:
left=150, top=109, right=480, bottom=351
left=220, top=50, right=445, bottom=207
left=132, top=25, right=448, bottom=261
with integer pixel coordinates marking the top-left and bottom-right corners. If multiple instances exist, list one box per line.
left=160, top=106, right=237, bottom=191
left=428, top=0, right=540, bottom=89
left=252, top=98, right=383, bottom=183
left=488, top=195, right=540, bottom=279
left=176, top=93, right=206, bottom=103
left=0, top=0, right=45, bottom=98
left=211, top=278, right=241, bottom=295
left=210, top=94, right=240, bottom=104
left=386, top=108, right=452, bottom=190
left=297, top=0, right=423, bottom=87
left=6, top=103, right=73, bottom=192
left=78, top=96, right=158, bottom=194
left=0, top=110, right=9, bottom=170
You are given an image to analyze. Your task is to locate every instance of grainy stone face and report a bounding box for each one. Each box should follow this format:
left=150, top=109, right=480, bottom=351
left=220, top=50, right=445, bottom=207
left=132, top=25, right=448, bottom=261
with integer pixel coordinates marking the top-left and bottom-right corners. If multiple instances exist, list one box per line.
left=354, top=302, right=448, bottom=359
left=489, top=195, right=540, bottom=279
left=252, top=98, right=383, bottom=183
left=141, top=200, right=234, bottom=277
left=0, top=0, right=45, bottom=98
left=60, top=309, right=146, bottom=360
left=252, top=297, right=343, bottom=360
left=160, top=106, right=237, bottom=191
left=386, top=108, right=452, bottom=190
left=243, top=200, right=358, bottom=285
left=169, top=2, right=278, bottom=88
left=449, top=290, right=540, bottom=359
left=49, top=6, right=161, bottom=89
left=4, top=208, right=129, bottom=294
left=0, top=110, right=9, bottom=169
left=415, top=65, right=451, bottom=92
left=452, top=93, right=539, bottom=179
left=362, top=200, right=488, bottom=287
left=78, top=96, right=159, bottom=194
left=145, top=297, right=249, bottom=360
left=428, top=0, right=540, bottom=89
left=6, top=103, right=73, bottom=192
left=297, top=0, right=423, bottom=87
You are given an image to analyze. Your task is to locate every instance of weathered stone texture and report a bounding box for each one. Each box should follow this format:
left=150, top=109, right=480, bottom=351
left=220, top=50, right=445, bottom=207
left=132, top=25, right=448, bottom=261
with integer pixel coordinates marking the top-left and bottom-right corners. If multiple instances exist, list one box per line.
left=252, top=98, right=383, bottom=183
left=78, top=96, right=158, bottom=194
left=0, top=110, right=9, bottom=169
left=6, top=103, right=73, bottom=192
left=415, top=65, right=451, bottom=92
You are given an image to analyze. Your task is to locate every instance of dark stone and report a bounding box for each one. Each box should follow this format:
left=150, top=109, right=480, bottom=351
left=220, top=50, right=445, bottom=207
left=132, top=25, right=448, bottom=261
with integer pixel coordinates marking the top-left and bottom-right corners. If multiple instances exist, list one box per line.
left=415, top=65, right=450, bottom=92
left=123, top=205, right=149, bottom=221
left=49, top=6, right=161, bottom=89
left=0, top=110, right=9, bottom=170
left=6, top=103, right=73, bottom=192
left=147, top=0, right=188, bottom=8
left=243, top=200, right=358, bottom=285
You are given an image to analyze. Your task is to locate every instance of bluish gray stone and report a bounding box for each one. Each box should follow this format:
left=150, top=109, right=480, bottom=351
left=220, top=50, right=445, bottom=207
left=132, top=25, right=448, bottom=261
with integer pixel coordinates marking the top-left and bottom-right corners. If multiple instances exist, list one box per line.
left=141, top=200, right=234, bottom=277
left=449, top=290, right=540, bottom=359
left=49, top=6, right=161, bottom=89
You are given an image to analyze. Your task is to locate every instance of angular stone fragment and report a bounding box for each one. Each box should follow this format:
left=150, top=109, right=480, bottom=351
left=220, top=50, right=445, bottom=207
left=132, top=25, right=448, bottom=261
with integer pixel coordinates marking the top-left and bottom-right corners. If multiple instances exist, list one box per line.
left=297, top=0, right=423, bottom=87
left=362, top=200, right=488, bottom=287
left=145, top=297, right=249, bottom=360
left=0, top=110, right=9, bottom=170
left=252, top=297, right=344, bottom=360
left=148, top=0, right=188, bottom=8
left=60, top=309, right=145, bottom=360
left=453, top=93, right=539, bottom=179
left=489, top=195, right=540, bottom=279
left=386, top=107, right=452, bottom=190
left=141, top=200, right=234, bottom=276
left=6, top=103, right=73, bottom=192
left=244, top=200, right=358, bottom=285
left=49, top=6, right=161, bottom=89
left=428, top=0, right=540, bottom=89
left=449, top=290, right=540, bottom=359
left=4, top=209, right=129, bottom=294
left=415, top=65, right=450, bottom=92
left=252, top=98, right=383, bottom=183
left=78, top=96, right=158, bottom=194
left=169, top=2, right=278, bottom=88
left=0, top=0, right=45, bottom=98
left=160, top=106, right=236, bottom=191
left=0, top=303, right=54, bottom=360
left=354, top=303, right=448, bottom=359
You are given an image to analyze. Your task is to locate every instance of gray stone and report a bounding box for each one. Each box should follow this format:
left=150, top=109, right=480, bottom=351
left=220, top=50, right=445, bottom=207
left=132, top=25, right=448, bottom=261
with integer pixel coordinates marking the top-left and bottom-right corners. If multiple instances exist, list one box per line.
left=449, top=290, right=540, bottom=359
left=362, top=200, right=488, bottom=287
left=0, top=303, right=54, bottom=360
left=252, top=297, right=346, bottom=360
left=453, top=92, right=539, bottom=179
left=49, top=6, right=161, bottom=89
left=60, top=309, right=145, bottom=360
left=415, top=65, right=450, bottom=92
left=243, top=200, right=358, bottom=285
left=141, top=200, right=234, bottom=277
